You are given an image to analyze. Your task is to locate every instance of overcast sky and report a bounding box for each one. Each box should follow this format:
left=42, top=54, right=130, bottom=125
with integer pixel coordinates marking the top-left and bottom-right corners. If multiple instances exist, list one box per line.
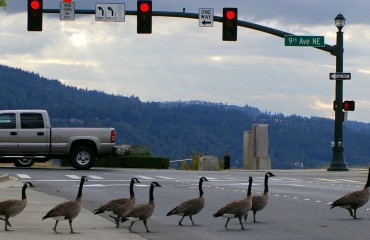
left=1, top=0, right=370, bottom=122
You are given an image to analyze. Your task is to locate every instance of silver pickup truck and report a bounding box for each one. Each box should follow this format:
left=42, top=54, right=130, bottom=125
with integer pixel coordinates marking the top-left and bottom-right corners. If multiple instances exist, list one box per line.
left=0, top=110, right=116, bottom=170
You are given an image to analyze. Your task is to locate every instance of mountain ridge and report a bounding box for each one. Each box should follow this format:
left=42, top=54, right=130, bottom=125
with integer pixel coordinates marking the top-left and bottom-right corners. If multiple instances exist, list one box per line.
left=1, top=64, right=369, bottom=168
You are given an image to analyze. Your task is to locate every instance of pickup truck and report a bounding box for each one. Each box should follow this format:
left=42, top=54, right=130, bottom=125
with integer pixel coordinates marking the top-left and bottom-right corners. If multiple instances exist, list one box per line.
left=0, top=110, right=116, bottom=170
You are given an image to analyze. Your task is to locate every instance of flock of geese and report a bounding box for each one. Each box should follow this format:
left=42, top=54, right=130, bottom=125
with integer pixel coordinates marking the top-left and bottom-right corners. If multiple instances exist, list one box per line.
left=0, top=167, right=369, bottom=233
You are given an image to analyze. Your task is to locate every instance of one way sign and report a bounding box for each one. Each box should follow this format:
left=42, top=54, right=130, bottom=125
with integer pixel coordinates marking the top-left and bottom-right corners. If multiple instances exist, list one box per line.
left=329, top=72, right=351, bottom=80
left=199, top=8, right=214, bottom=27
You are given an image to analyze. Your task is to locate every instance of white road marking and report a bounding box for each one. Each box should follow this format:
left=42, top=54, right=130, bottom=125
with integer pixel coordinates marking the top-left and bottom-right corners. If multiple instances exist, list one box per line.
left=136, top=175, right=155, bottom=180
left=156, top=176, right=175, bottom=180
left=88, top=175, right=104, bottom=180
left=66, top=175, right=81, bottom=179
left=16, top=174, right=31, bottom=179
left=336, top=179, right=360, bottom=183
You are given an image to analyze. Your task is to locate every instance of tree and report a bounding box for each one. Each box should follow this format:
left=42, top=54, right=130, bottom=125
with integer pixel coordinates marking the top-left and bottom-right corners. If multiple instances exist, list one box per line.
left=0, top=0, right=6, bottom=9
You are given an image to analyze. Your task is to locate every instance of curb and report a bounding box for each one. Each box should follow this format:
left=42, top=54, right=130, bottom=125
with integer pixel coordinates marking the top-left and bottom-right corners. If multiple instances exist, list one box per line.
left=0, top=174, right=9, bottom=182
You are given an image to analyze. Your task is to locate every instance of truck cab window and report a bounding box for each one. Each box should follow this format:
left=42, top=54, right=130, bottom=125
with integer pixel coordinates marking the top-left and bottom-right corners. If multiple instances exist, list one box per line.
left=0, top=113, right=16, bottom=129
left=20, top=113, right=44, bottom=129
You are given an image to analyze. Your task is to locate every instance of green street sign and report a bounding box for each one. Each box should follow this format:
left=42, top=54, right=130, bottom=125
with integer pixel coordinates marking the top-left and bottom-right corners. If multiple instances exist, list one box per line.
left=284, top=35, right=325, bottom=47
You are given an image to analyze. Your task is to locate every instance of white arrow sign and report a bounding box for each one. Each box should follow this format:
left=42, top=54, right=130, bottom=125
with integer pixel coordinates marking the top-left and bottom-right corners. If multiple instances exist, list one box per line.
left=199, top=8, right=214, bottom=27
left=95, top=3, right=125, bottom=22
left=329, top=72, right=351, bottom=80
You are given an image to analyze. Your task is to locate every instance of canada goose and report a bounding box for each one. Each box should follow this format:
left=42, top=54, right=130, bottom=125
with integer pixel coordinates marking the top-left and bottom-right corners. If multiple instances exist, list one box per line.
left=93, top=177, right=140, bottom=227
left=213, top=176, right=253, bottom=230
left=0, top=182, right=35, bottom=231
left=330, top=167, right=370, bottom=219
left=167, top=176, right=209, bottom=226
left=42, top=176, right=88, bottom=234
left=121, top=181, right=162, bottom=233
left=245, top=172, right=275, bottom=223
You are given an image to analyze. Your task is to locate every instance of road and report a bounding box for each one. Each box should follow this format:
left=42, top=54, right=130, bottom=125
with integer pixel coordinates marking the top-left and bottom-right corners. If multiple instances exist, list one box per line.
left=1, top=167, right=370, bottom=240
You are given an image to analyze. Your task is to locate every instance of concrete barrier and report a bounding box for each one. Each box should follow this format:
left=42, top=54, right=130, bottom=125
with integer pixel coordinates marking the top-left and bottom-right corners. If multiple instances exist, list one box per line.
left=199, top=156, right=219, bottom=171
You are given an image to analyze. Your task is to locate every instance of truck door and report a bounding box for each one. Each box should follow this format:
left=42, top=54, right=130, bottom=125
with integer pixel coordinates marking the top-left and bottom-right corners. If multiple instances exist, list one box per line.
left=0, top=113, right=18, bottom=154
left=17, top=113, right=49, bottom=154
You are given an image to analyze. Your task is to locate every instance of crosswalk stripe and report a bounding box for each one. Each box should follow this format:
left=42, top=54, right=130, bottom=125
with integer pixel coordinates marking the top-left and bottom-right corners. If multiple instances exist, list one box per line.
left=156, top=176, right=175, bottom=180
left=17, top=174, right=31, bottom=179
left=88, top=175, right=104, bottom=180
left=65, top=175, right=81, bottom=180
left=136, top=175, right=155, bottom=180
left=335, top=178, right=360, bottom=183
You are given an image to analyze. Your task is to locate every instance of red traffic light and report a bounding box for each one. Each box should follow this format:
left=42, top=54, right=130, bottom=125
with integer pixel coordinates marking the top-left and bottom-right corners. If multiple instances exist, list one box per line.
left=30, top=0, right=40, bottom=10
left=343, top=100, right=355, bottom=111
left=226, top=10, right=236, bottom=20
left=222, top=8, right=238, bottom=41
left=139, top=3, right=150, bottom=12
left=28, top=0, right=43, bottom=31
left=137, top=1, right=152, bottom=34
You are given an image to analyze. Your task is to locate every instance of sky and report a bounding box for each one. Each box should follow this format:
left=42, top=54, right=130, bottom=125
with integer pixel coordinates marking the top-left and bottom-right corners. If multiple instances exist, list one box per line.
left=1, top=0, right=370, bottom=122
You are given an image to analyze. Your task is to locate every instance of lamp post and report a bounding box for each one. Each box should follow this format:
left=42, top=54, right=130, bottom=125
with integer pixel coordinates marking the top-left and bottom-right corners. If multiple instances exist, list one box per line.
left=328, top=13, right=349, bottom=171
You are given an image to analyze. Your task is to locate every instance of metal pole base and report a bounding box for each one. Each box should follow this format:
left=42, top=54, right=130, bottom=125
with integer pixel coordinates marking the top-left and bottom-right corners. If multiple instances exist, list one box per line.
left=328, top=148, right=349, bottom=171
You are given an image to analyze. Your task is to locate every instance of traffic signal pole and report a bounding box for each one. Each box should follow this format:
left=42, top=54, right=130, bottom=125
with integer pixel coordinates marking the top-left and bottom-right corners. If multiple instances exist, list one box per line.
left=328, top=25, right=349, bottom=171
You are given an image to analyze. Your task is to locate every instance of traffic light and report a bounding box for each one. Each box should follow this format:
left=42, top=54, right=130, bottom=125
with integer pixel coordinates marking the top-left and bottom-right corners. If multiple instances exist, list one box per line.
left=27, top=0, right=43, bottom=31
left=137, top=0, right=152, bottom=34
left=343, top=100, right=355, bottom=111
left=222, top=8, right=237, bottom=41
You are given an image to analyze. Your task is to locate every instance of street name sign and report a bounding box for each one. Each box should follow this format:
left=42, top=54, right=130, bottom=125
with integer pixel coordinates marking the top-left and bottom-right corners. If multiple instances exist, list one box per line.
left=95, top=3, right=125, bottom=22
left=285, top=35, right=325, bottom=47
left=329, top=72, right=351, bottom=80
left=199, top=8, right=214, bottom=27
left=60, top=2, right=75, bottom=21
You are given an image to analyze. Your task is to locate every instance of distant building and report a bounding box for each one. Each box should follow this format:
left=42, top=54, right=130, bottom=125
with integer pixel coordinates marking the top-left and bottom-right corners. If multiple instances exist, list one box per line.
left=243, top=124, right=271, bottom=170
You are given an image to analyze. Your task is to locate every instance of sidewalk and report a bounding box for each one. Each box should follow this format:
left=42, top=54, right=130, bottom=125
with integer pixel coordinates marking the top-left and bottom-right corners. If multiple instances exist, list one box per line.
left=0, top=174, right=146, bottom=240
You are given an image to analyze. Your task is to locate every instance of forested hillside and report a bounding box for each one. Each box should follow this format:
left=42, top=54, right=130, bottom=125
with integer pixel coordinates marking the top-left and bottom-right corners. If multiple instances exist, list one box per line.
left=1, top=64, right=370, bottom=168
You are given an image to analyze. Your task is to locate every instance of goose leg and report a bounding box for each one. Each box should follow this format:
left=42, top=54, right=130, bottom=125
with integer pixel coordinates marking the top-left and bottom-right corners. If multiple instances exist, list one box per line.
left=143, top=220, right=150, bottom=233
left=178, top=216, right=185, bottom=226
left=353, top=209, right=358, bottom=219
left=253, top=211, right=257, bottom=223
left=53, top=220, right=60, bottom=234
left=224, top=218, right=230, bottom=230
left=347, top=209, right=354, bottom=218
left=189, top=216, right=196, bottom=226
left=244, top=214, right=248, bottom=222
left=6, top=218, right=12, bottom=227
left=69, top=220, right=79, bottom=234
left=109, top=214, right=121, bottom=227
left=129, top=222, right=135, bottom=232
left=5, top=219, right=14, bottom=231
left=238, top=217, right=245, bottom=230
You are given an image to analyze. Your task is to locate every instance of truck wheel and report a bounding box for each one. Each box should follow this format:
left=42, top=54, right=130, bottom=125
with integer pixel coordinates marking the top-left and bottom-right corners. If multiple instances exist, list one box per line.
left=14, top=159, right=34, bottom=168
left=70, top=146, right=96, bottom=170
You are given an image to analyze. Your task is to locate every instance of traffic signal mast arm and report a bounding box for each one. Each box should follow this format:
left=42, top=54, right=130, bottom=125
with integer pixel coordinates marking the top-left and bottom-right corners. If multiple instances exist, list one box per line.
left=42, top=8, right=335, bottom=54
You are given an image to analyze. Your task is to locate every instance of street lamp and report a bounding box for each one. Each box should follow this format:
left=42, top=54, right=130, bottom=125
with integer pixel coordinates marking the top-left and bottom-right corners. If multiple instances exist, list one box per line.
left=328, top=13, right=349, bottom=171
left=334, top=13, right=345, bottom=31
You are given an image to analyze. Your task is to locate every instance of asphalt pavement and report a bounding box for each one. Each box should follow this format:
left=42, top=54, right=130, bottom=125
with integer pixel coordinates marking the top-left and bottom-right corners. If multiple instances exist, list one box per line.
left=0, top=174, right=147, bottom=240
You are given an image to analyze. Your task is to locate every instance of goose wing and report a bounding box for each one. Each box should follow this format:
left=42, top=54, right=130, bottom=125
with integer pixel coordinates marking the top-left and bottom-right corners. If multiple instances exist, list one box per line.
left=331, top=189, right=369, bottom=209
left=167, top=196, right=204, bottom=216
left=213, top=199, right=246, bottom=217
left=42, top=200, right=81, bottom=220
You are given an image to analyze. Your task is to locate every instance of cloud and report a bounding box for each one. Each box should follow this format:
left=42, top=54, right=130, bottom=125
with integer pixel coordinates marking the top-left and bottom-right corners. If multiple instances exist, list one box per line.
left=1, top=1, right=370, bottom=122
